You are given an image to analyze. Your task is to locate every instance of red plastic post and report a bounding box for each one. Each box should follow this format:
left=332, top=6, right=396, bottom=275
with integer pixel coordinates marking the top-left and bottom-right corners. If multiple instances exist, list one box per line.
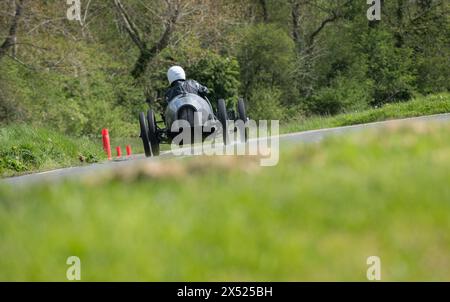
left=126, top=145, right=132, bottom=157
left=116, top=146, right=122, bottom=158
left=102, top=129, right=112, bottom=160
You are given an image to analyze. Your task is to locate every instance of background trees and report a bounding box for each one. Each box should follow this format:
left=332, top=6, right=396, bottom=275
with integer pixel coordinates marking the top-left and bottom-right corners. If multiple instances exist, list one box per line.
left=0, top=0, right=448, bottom=135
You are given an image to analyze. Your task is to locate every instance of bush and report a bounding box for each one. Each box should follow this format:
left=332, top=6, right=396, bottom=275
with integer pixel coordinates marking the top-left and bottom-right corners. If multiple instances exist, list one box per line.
left=416, top=55, right=450, bottom=95
left=188, top=53, right=241, bottom=101
left=237, top=24, right=296, bottom=96
left=308, top=76, right=371, bottom=115
left=247, top=87, right=285, bottom=120
left=235, top=25, right=296, bottom=121
left=0, top=60, right=31, bottom=124
left=364, top=30, right=416, bottom=105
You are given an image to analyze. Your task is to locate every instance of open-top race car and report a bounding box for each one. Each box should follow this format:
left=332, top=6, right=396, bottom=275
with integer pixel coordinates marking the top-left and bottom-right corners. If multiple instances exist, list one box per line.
left=139, top=92, right=248, bottom=157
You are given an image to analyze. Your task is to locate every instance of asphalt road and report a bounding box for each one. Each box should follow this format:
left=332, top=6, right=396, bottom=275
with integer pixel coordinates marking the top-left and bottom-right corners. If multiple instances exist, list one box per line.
left=2, top=113, right=449, bottom=186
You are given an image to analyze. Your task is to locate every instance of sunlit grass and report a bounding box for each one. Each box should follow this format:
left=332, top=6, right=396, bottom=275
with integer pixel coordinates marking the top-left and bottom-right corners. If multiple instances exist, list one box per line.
left=282, top=93, right=450, bottom=134
left=0, top=126, right=104, bottom=177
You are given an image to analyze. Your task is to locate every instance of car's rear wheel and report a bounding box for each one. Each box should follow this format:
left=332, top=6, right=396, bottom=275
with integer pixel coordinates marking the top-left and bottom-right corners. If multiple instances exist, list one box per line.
left=178, top=106, right=199, bottom=145
left=139, top=112, right=152, bottom=157
left=237, top=98, right=248, bottom=122
left=147, top=109, right=160, bottom=156
left=237, top=98, right=248, bottom=142
left=217, top=99, right=229, bottom=144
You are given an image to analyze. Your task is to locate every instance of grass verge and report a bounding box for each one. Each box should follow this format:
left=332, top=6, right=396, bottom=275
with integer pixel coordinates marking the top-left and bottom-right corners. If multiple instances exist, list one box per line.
left=0, top=125, right=104, bottom=177
left=0, top=122, right=449, bottom=281
left=282, top=93, right=450, bottom=134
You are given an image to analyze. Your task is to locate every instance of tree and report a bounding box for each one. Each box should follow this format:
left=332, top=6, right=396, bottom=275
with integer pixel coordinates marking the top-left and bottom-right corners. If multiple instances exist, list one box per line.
left=0, top=0, right=26, bottom=61
left=237, top=24, right=296, bottom=118
left=238, top=24, right=295, bottom=96
left=286, top=0, right=356, bottom=99
left=112, top=0, right=182, bottom=78
left=288, top=0, right=353, bottom=50
left=259, top=0, right=269, bottom=22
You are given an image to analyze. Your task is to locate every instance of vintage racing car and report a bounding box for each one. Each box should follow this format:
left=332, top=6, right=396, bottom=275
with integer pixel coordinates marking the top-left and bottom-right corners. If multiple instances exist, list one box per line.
left=139, top=93, right=248, bottom=157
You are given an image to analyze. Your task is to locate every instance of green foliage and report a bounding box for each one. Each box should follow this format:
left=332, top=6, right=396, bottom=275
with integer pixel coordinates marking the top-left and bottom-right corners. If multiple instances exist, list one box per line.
left=247, top=86, right=285, bottom=120
left=364, top=30, right=416, bottom=105
left=237, top=24, right=296, bottom=94
left=399, top=0, right=450, bottom=95
left=0, top=41, right=141, bottom=137
left=308, top=76, right=371, bottom=115
left=416, top=55, right=450, bottom=95
left=237, top=24, right=296, bottom=119
left=188, top=53, right=241, bottom=101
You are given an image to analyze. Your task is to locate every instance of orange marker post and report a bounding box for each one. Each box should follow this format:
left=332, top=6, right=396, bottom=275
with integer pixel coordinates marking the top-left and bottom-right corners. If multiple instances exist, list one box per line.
left=102, top=129, right=112, bottom=160
left=126, top=145, right=132, bottom=157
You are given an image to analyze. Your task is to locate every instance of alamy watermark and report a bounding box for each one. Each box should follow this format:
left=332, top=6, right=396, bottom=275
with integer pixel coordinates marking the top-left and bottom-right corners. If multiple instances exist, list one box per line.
left=367, top=0, right=381, bottom=21
left=66, top=256, right=81, bottom=281
left=170, top=113, right=279, bottom=167
left=67, top=1, right=381, bottom=22
left=66, top=0, right=81, bottom=22
left=366, top=256, right=381, bottom=281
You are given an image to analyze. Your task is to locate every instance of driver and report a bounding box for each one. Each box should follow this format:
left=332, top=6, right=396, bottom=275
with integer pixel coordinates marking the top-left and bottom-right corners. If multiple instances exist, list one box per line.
left=165, top=66, right=209, bottom=103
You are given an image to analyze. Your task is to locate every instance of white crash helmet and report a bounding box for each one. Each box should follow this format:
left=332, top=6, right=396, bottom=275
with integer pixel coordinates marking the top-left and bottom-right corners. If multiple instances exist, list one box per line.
left=167, top=66, right=186, bottom=85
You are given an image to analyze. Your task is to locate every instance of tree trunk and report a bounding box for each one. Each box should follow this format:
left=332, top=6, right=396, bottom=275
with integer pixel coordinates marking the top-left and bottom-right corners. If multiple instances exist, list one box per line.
left=394, top=0, right=404, bottom=47
left=259, top=0, right=269, bottom=22
left=113, top=0, right=179, bottom=79
left=291, top=1, right=301, bottom=47
left=0, top=0, right=25, bottom=61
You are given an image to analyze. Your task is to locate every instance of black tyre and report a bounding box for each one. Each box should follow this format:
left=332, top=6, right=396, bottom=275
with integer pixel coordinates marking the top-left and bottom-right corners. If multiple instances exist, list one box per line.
left=147, top=109, right=160, bottom=156
left=217, top=99, right=229, bottom=144
left=237, top=98, right=248, bottom=142
left=139, top=112, right=152, bottom=157
left=178, top=106, right=199, bottom=145
left=237, top=98, right=248, bottom=122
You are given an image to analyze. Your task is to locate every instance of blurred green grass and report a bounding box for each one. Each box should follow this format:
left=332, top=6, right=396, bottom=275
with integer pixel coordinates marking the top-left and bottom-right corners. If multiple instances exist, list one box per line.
left=0, top=122, right=449, bottom=281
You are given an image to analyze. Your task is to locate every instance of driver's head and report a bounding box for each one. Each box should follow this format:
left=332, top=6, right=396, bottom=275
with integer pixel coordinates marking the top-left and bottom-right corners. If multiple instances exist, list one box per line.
left=167, top=66, right=186, bottom=85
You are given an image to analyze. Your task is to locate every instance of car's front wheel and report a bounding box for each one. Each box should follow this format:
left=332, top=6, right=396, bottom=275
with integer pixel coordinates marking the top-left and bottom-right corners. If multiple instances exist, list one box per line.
left=147, top=109, right=160, bottom=156
left=217, top=99, right=229, bottom=144
left=236, top=98, right=248, bottom=142
left=139, top=112, right=152, bottom=157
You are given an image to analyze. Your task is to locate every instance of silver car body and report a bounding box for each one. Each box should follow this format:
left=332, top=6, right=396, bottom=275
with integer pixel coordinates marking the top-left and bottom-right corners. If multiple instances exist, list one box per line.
left=165, top=93, right=215, bottom=129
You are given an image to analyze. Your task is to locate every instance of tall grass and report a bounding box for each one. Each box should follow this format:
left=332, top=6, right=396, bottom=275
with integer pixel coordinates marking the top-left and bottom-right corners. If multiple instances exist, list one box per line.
left=282, top=93, right=450, bottom=134
left=0, top=125, right=104, bottom=177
